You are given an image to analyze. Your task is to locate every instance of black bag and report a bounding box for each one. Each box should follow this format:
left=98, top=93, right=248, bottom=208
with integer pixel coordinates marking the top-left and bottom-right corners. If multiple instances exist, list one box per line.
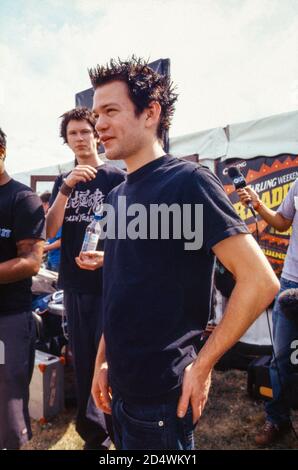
left=247, top=355, right=298, bottom=409
left=214, top=259, right=235, bottom=298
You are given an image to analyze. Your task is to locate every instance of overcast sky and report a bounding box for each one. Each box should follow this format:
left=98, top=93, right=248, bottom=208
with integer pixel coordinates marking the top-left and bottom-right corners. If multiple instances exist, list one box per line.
left=1, top=0, right=298, bottom=174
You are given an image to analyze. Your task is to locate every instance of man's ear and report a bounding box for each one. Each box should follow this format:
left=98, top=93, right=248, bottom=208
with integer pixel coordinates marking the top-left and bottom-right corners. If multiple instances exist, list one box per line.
left=145, top=101, right=161, bottom=129
left=0, top=148, right=6, bottom=161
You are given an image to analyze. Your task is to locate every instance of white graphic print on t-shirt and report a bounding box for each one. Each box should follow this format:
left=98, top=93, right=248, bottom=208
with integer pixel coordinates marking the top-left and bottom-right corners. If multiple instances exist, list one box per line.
left=65, top=188, right=104, bottom=223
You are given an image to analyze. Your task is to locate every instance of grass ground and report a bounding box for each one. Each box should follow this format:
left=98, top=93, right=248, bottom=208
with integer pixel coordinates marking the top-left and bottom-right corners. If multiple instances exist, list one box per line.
left=23, top=369, right=298, bottom=450
left=196, top=369, right=298, bottom=449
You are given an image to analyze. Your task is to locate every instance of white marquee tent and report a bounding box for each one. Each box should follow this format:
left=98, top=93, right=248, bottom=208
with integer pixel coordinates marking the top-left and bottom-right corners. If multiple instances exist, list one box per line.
left=13, top=109, right=298, bottom=185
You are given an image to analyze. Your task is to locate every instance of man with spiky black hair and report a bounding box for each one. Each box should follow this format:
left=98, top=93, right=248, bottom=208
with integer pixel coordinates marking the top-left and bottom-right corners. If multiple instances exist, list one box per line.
left=84, top=57, right=279, bottom=450
left=0, top=127, right=45, bottom=449
left=88, top=56, right=177, bottom=149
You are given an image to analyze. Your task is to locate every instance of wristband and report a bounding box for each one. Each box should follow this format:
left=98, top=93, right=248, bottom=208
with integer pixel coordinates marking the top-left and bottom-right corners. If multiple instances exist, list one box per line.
left=254, top=200, right=262, bottom=211
left=59, top=181, right=73, bottom=197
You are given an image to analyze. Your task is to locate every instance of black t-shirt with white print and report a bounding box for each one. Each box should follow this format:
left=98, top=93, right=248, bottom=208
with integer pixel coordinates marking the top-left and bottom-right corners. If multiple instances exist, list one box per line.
left=103, top=155, right=249, bottom=403
left=0, top=179, right=45, bottom=314
left=50, top=163, right=125, bottom=294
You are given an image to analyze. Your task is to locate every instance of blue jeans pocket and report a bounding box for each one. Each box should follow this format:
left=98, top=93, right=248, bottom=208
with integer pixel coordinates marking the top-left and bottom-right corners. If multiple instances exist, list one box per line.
left=120, top=400, right=167, bottom=450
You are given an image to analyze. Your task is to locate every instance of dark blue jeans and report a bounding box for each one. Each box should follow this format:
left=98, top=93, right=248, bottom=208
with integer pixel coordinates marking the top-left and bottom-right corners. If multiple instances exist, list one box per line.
left=266, top=277, right=298, bottom=426
left=111, top=393, right=195, bottom=450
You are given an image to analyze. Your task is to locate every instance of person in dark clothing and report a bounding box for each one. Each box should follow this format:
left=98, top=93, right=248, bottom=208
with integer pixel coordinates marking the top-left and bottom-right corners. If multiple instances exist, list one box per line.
left=40, top=191, right=51, bottom=214
left=80, top=57, right=280, bottom=450
left=0, top=127, right=45, bottom=449
left=46, top=108, right=125, bottom=450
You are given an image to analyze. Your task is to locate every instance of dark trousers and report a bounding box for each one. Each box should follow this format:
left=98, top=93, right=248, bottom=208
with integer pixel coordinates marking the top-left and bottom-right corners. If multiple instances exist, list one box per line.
left=64, top=290, right=113, bottom=449
left=0, top=311, right=35, bottom=449
left=112, top=392, right=195, bottom=450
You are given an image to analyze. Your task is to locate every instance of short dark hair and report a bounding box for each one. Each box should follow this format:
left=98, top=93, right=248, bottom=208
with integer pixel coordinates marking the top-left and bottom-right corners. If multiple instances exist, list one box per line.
left=60, top=107, right=97, bottom=144
left=88, top=56, right=178, bottom=140
left=40, top=191, right=51, bottom=203
left=0, top=127, right=7, bottom=150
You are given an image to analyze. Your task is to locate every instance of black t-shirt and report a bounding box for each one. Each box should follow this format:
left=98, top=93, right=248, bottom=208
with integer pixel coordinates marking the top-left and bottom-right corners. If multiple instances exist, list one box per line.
left=103, top=155, right=249, bottom=403
left=50, top=163, right=125, bottom=293
left=0, top=179, right=45, bottom=314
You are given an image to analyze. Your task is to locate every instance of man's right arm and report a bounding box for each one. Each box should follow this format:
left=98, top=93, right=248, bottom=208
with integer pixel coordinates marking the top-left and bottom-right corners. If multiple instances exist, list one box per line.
left=92, top=334, right=112, bottom=414
left=237, top=186, right=292, bottom=232
left=47, top=165, right=98, bottom=238
left=46, top=190, right=69, bottom=238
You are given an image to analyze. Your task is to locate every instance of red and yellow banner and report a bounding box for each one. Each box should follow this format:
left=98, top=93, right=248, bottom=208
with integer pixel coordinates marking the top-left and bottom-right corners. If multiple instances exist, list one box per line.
left=216, top=154, right=298, bottom=276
